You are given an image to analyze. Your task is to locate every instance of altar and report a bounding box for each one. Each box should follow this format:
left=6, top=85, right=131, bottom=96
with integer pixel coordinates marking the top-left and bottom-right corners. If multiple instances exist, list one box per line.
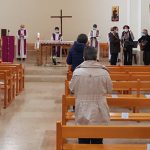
left=37, top=40, right=74, bottom=66
left=133, top=45, right=144, bottom=65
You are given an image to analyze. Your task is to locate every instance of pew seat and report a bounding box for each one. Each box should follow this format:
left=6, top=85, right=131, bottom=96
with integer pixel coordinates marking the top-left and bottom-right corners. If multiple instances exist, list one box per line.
left=63, top=144, right=147, bottom=150
left=65, top=112, right=150, bottom=122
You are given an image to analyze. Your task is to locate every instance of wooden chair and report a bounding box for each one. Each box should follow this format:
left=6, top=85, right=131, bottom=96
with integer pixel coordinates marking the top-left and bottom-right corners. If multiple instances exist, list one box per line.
left=100, top=43, right=109, bottom=58
left=57, top=121, right=150, bottom=150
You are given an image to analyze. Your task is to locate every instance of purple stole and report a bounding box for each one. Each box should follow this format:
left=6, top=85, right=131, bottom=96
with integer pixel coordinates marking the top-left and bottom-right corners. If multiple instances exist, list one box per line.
left=90, top=30, right=99, bottom=48
left=18, top=29, right=27, bottom=56
left=52, top=33, right=62, bottom=57
left=52, top=33, right=62, bottom=40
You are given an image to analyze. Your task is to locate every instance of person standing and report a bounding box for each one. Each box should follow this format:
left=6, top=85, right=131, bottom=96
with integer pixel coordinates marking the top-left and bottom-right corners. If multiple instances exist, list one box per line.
left=108, top=27, right=114, bottom=62
left=121, top=25, right=134, bottom=65
left=89, top=24, right=100, bottom=61
left=138, top=29, right=150, bottom=65
left=51, top=27, right=63, bottom=65
left=70, top=46, right=112, bottom=144
left=66, top=34, right=88, bottom=71
left=17, top=25, right=27, bottom=61
left=108, top=26, right=120, bottom=65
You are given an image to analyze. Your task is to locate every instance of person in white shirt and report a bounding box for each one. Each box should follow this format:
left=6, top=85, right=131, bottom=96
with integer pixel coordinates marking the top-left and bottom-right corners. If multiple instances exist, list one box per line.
left=51, top=27, right=63, bottom=65
left=89, top=24, right=100, bottom=61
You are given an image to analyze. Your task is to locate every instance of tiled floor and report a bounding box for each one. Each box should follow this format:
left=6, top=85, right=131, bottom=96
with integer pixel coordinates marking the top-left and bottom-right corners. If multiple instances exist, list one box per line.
left=0, top=82, right=64, bottom=150
left=0, top=60, right=149, bottom=150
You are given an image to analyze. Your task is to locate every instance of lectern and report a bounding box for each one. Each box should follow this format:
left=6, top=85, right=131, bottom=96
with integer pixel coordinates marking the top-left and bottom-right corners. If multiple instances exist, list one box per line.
left=2, top=36, right=15, bottom=62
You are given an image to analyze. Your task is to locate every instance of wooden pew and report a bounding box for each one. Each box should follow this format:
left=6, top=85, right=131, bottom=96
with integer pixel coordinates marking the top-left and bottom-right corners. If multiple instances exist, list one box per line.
left=68, top=65, right=150, bottom=72
left=112, top=80, right=150, bottom=96
left=62, top=95, right=150, bottom=124
left=67, top=71, right=150, bottom=81
left=110, top=74, right=150, bottom=81
left=57, top=121, right=150, bottom=150
left=0, top=70, right=12, bottom=108
left=0, top=67, right=16, bottom=99
left=0, top=63, right=24, bottom=108
left=107, top=66, right=150, bottom=73
left=0, top=63, right=24, bottom=95
left=0, top=83, right=1, bottom=115
left=65, top=80, right=150, bottom=97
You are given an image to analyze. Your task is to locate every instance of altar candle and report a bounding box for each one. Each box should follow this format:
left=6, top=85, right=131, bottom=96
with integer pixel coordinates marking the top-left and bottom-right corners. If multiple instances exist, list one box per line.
left=37, top=32, right=40, bottom=39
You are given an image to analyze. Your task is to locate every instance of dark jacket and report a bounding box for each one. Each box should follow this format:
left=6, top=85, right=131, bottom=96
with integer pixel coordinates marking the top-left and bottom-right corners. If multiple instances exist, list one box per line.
left=138, top=35, right=150, bottom=51
left=108, top=32, right=120, bottom=54
left=66, top=41, right=85, bottom=71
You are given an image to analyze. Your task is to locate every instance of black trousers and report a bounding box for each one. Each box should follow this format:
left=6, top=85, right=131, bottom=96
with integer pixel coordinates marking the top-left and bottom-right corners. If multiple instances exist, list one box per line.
left=110, top=53, right=118, bottom=65
left=123, top=48, right=133, bottom=65
left=79, top=138, right=103, bottom=144
left=143, top=51, right=150, bottom=65
left=52, top=46, right=60, bottom=57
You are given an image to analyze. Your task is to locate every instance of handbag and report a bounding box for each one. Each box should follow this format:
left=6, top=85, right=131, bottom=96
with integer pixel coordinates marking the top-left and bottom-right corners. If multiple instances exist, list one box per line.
left=124, top=41, right=134, bottom=48
left=124, top=32, right=134, bottom=48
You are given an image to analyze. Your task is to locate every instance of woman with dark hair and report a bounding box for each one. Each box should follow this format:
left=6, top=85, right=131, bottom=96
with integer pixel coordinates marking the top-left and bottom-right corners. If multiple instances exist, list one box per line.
left=66, top=34, right=88, bottom=71
left=121, top=25, right=134, bottom=65
left=108, top=26, right=120, bottom=65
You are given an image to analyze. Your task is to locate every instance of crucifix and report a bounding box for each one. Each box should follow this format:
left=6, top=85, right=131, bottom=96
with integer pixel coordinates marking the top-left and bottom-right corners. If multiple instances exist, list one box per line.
left=51, top=9, right=72, bottom=35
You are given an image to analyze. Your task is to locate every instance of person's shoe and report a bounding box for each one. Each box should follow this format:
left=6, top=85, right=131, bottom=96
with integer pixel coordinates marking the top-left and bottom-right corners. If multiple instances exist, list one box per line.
left=22, top=58, right=26, bottom=61
left=17, top=58, right=21, bottom=61
left=118, top=59, right=121, bottom=62
left=52, top=56, right=57, bottom=65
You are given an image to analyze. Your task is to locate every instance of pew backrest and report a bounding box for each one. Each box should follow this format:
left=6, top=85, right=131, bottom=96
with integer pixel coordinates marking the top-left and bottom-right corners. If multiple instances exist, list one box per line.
left=56, top=121, right=150, bottom=150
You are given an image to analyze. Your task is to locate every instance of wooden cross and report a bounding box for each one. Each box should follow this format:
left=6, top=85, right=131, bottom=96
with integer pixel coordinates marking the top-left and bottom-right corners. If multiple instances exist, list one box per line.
left=51, top=9, right=72, bottom=35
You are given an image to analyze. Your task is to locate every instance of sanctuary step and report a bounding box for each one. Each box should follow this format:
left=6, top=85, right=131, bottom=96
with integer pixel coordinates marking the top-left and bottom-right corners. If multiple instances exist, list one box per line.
left=25, top=74, right=66, bottom=82
left=24, top=64, right=67, bottom=82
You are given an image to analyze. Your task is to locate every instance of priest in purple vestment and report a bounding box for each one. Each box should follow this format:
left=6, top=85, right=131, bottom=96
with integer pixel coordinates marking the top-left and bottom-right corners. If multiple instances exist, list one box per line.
left=51, top=27, right=63, bottom=65
left=16, top=25, right=28, bottom=61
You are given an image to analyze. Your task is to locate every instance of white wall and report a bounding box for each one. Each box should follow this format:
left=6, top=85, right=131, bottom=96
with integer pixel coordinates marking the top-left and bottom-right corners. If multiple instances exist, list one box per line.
left=61, top=0, right=128, bottom=42
left=0, top=0, right=64, bottom=42
left=141, top=0, right=150, bottom=32
left=0, top=0, right=149, bottom=42
left=128, top=0, right=141, bottom=40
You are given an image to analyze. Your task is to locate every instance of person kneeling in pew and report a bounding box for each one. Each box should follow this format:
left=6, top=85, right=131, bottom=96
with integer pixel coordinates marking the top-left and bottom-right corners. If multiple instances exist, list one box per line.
left=69, top=46, right=112, bottom=144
